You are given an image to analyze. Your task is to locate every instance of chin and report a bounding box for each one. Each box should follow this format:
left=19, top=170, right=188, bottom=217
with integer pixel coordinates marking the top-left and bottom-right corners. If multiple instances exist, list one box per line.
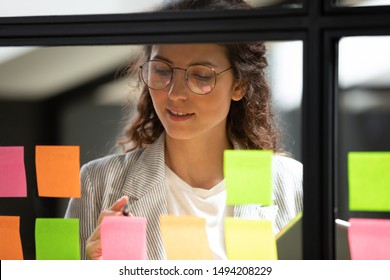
left=164, top=127, right=199, bottom=141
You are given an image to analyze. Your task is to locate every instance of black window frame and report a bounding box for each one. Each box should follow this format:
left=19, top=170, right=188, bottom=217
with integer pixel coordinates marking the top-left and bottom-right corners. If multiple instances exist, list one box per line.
left=1, top=0, right=390, bottom=259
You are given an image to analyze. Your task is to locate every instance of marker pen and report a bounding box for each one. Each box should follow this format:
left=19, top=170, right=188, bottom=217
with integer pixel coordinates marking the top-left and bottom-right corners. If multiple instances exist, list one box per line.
left=122, top=203, right=129, bottom=216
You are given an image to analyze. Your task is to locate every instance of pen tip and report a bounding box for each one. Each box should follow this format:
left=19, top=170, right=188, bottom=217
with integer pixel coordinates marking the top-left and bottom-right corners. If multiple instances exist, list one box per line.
left=122, top=204, right=129, bottom=216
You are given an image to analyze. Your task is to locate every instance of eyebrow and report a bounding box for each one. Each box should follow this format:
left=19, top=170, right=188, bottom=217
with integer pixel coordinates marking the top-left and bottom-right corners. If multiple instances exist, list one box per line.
left=151, top=54, right=218, bottom=68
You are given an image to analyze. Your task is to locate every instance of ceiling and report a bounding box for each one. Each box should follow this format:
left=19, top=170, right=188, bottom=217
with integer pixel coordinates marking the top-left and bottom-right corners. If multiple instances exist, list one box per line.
left=0, top=45, right=140, bottom=101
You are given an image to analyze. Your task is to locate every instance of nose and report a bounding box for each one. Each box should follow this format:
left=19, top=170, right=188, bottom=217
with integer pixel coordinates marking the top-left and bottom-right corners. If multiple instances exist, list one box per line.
left=167, top=69, right=189, bottom=100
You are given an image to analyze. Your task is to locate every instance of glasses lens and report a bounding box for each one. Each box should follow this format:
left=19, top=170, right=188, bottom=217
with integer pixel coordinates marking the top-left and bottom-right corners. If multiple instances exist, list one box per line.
left=186, top=65, right=216, bottom=94
left=141, top=61, right=172, bottom=90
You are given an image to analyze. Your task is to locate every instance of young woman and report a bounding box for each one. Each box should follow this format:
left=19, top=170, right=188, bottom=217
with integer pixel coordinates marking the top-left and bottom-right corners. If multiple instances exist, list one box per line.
left=65, top=0, right=303, bottom=260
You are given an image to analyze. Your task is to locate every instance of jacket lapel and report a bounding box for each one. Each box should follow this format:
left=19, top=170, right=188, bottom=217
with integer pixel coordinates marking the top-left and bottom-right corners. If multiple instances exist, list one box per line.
left=121, top=133, right=168, bottom=259
left=121, top=133, right=166, bottom=200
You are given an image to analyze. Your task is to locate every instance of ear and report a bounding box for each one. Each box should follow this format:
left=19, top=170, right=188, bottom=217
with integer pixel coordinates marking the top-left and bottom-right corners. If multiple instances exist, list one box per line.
left=231, top=81, right=246, bottom=101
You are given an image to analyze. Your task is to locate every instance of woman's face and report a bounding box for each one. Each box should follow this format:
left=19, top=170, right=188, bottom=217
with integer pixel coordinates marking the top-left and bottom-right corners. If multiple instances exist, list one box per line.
left=148, top=44, right=244, bottom=142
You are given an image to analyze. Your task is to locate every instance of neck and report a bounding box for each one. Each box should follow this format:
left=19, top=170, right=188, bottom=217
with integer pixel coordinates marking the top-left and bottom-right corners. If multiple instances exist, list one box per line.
left=165, top=133, right=232, bottom=189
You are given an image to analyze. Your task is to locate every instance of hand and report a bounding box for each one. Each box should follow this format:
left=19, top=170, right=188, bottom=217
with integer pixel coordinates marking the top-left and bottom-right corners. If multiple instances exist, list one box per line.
left=86, top=195, right=130, bottom=260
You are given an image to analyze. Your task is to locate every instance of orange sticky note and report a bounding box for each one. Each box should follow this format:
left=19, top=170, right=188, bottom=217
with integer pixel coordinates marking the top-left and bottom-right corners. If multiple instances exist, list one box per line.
left=0, top=216, right=24, bottom=260
left=160, top=215, right=212, bottom=260
left=35, top=146, right=80, bottom=198
left=348, top=218, right=390, bottom=260
left=224, top=217, right=277, bottom=260
left=101, top=216, right=147, bottom=260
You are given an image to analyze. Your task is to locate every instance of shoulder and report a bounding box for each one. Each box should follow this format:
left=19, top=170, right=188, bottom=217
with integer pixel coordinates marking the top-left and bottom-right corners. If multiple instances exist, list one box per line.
left=80, top=149, right=144, bottom=182
left=272, top=155, right=303, bottom=192
left=80, top=133, right=164, bottom=188
left=271, top=155, right=303, bottom=233
left=272, top=155, right=302, bottom=176
left=83, top=149, right=143, bottom=170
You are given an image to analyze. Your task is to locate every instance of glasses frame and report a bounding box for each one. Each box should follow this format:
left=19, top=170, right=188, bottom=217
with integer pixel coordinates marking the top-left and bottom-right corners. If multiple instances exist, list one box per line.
left=140, top=59, right=232, bottom=95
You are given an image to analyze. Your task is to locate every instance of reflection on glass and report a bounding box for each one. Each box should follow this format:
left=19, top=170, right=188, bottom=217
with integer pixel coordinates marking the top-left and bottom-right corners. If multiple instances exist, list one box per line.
left=0, top=0, right=303, bottom=17
left=336, top=36, right=390, bottom=259
left=335, top=0, right=390, bottom=7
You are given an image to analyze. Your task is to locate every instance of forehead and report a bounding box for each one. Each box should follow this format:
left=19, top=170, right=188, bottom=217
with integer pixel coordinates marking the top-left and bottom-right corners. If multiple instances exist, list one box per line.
left=150, top=44, right=228, bottom=65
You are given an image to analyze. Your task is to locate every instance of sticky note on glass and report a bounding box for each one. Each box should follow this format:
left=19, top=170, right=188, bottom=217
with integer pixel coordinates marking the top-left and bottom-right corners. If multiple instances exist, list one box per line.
left=225, top=217, right=277, bottom=260
left=348, top=152, right=390, bottom=211
left=35, top=146, right=80, bottom=198
left=348, top=218, right=390, bottom=260
left=35, top=218, right=80, bottom=260
left=0, top=146, right=27, bottom=197
left=101, top=216, right=147, bottom=260
left=160, top=215, right=212, bottom=260
left=0, top=216, right=24, bottom=260
left=224, top=150, right=272, bottom=205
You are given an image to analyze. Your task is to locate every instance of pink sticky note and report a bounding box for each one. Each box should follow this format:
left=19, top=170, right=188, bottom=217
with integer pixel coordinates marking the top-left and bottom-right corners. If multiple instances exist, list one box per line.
left=0, top=147, right=27, bottom=197
left=348, top=218, right=390, bottom=260
left=101, top=216, right=147, bottom=260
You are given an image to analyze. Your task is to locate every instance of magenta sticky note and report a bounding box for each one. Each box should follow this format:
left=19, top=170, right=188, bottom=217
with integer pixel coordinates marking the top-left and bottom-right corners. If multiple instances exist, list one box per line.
left=101, top=216, right=147, bottom=260
left=348, top=218, right=390, bottom=260
left=0, top=147, right=27, bottom=197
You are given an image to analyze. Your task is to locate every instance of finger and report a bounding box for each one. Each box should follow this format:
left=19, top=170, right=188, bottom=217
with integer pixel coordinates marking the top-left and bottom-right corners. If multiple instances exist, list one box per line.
left=92, top=210, right=134, bottom=244
left=86, top=238, right=103, bottom=260
left=94, top=196, right=129, bottom=227
left=89, top=208, right=125, bottom=242
left=88, top=223, right=102, bottom=242
left=109, top=195, right=129, bottom=212
left=96, top=207, right=125, bottom=227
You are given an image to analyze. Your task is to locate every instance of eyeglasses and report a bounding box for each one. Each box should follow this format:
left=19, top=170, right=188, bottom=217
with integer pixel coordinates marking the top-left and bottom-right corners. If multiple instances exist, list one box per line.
left=140, top=60, right=232, bottom=95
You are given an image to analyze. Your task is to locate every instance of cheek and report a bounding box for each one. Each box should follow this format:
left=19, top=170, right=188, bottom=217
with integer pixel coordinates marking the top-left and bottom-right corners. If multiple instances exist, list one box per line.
left=149, top=92, right=165, bottom=111
left=200, top=93, right=232, bottom=117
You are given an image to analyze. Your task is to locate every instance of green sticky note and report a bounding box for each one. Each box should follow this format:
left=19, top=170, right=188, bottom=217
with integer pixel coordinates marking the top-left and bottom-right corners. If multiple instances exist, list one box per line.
left=224, top=150, right=272, bottom=205
left=35, top=218, right=80, bottom=260
left=348, top=152, right=390, bottom=212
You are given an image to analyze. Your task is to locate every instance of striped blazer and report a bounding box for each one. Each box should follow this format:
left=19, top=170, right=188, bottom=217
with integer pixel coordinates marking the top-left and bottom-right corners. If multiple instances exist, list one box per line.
left=65, top=132, right=303, bottom=260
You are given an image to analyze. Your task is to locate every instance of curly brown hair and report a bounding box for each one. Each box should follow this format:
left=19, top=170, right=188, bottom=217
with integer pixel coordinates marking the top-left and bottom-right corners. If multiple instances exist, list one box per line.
left=117, top=0, right=280, bottom=152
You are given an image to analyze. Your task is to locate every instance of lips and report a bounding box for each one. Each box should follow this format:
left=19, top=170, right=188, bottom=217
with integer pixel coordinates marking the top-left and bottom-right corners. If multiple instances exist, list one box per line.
left=166, top=108, right=194, bottom=120
left=169, top=110, right=191, bottom=116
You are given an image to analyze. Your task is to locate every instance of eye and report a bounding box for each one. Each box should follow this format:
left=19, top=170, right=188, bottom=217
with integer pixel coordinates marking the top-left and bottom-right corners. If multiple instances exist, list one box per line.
left=153, top=66, right=171, bottom=76
left=188, top=67, right=214, bottom=82
left=193, top=73, right=213, bottom=81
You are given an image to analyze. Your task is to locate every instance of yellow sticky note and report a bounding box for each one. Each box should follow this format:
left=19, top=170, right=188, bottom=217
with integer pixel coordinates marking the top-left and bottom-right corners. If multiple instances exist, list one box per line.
left=0, top=216, right=24, bottom=260
left=224, top=150, right=272, bottom=205
left=224, top=217, right=277, bottom=260
left=35, top=146, right=81, bottom=198
left=160, top=215, right=212, bottom=260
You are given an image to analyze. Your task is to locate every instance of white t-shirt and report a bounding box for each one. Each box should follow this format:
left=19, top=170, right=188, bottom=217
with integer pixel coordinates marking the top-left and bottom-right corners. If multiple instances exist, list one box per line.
left=165, top=165, right=233, bottom=260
